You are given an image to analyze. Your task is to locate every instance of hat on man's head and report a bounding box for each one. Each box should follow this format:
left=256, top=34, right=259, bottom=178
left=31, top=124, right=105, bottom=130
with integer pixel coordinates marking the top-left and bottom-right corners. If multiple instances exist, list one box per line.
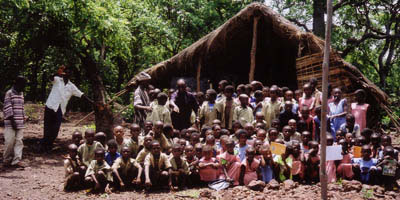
left=57, top=65, right=66, bottom=75
left=137, top=72, right=151, bottom=81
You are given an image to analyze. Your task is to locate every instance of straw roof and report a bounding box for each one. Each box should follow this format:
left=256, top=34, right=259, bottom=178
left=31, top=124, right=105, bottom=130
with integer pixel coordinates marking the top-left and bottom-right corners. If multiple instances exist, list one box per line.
left=127, top=3, right=389, bottom=108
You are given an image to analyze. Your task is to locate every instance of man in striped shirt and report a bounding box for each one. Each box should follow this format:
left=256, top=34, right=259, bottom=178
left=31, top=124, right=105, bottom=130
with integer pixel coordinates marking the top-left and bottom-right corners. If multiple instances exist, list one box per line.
left=3, top=76, right=26, bottom=168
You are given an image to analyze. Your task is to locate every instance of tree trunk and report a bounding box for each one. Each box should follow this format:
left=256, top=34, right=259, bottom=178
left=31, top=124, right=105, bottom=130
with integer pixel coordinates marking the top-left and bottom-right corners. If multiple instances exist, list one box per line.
left=81, top=55, right=114, bottom=139
left=313, top=0, right=326, bottom=38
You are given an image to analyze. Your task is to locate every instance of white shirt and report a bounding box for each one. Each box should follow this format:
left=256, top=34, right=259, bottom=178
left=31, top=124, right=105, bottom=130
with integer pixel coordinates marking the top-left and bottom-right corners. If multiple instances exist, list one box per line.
left=45, top=76, right=83, bottom=115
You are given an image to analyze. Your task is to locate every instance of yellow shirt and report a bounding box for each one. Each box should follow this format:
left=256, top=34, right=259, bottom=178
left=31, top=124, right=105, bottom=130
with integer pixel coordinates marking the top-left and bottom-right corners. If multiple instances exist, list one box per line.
left=85, top=160, right=113, bottom=181
left=77, top=141, right=104, bottom=166
left=146, top=104, right=172, bottom=125
left=169, top=156, right=189, bottom=175
left=262, top=100, right=282, bottom=128
left=112, top=157, right=141, bottom=176
left=136, top=148, right=150, bottom=164
left=199, top=101, right=219, bottom=127
left=233, top=106, right=254, bottom=127
left=216, top=98, right=239, bottom=129
left=144, top=152, right=172, bottom=170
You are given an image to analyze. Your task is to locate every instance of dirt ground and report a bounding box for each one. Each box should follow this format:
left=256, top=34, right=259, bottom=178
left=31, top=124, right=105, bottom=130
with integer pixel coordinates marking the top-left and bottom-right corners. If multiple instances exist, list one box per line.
left=0, top=111, right=399, bottom=200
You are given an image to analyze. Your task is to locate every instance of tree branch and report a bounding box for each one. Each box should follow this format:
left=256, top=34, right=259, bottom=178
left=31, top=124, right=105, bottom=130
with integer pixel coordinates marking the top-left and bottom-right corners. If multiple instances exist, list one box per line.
left=287, top=18, right=311, bottom=32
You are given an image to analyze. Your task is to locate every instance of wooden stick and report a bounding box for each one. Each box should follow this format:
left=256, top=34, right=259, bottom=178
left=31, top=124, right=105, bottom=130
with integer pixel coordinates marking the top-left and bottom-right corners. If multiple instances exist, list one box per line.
left=74, top=88, right=128, bottom=126
left=197, top=61, right=202, bottom=92
left=249, top=16, right=260, bottom=83
left=320, top=0, right=333, bottom=199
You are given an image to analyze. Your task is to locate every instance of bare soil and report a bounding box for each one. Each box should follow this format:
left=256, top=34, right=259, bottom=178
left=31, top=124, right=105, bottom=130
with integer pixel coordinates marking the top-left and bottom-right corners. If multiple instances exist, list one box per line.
left=0, top=111, right=399, bottom=200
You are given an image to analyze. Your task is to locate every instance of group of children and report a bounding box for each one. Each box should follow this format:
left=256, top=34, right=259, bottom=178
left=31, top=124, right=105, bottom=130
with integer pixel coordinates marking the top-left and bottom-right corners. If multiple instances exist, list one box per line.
left=63, top=78, right=400, bottom=193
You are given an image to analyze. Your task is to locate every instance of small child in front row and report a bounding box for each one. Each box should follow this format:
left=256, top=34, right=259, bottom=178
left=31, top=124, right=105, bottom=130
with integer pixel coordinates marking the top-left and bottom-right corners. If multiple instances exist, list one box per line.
left=218, top=139, right=241, bottom=185
left=304, top=141, right=320, bottom=184
left=169, top=144, right=189, bottom=191
left=144, top=141, right=171, bottom=191
left=84, top=148, right=112, bottom=193
left=112, top=147, right=142, bottom=191
left=64, top=144, right=85, bottom=191
left=105, top=140, right=121, bottom=166
left=259, top=144, right=275, bottom=183
left=239, top=147, right=260, bottom=186
left=236, top=129, right=249, bottom=162
left=376, top=146, right=400, bottom=191
left=336, top=139, right=354, bottom=180
left=184, top=144, right=201, bottom=187
left=352, top=144, right=378, bottom=184
left=199, top=145, right=221, bottom=183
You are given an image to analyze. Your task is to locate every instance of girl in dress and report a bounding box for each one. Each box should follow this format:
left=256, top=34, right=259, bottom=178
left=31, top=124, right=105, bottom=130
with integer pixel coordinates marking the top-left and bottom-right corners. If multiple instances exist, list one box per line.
left=351, top=89, right=369, bottom=131
left=239, top=147, right=260, bottom=185
left=328, top=88, right=348, bottom=140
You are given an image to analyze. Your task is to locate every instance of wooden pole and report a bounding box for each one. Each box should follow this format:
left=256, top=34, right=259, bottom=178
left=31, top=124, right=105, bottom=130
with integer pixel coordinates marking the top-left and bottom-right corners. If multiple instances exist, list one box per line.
left=320, top=0, right=333, bottom=199
left=249, top=16, right=260, bottom=83
left=197, top=61, right=202, bottom=92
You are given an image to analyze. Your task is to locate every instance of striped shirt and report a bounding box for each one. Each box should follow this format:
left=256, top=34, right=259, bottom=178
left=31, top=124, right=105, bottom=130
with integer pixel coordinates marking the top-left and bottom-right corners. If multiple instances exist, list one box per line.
left=3, top=88, right=25, bottom=129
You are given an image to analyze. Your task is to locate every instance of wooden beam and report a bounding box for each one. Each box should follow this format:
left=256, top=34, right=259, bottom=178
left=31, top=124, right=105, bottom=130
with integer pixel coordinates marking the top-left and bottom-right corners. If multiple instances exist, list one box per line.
left=249, top=16, right=260, bottom=83
left=197, top=61, right=202, bottom=92
left=320, top=0, right=333, bottom=199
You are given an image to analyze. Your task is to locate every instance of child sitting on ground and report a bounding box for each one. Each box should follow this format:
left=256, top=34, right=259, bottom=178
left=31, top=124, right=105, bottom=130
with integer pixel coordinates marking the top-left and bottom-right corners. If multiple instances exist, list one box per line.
left=124, top=123, right=142, bottom=158
left=64, top=144, right=85, bottom=191
left=112, top=147, right=142, bottom=191
left=239, top=146, right=260, bottom=186
left=136, top=135, right=153, bottom=165
left=184, top=145, right=201, bottom=187
left=352, top=144, right=378, bottom=184
left=144, top=141, right=171, bottom=191
left=84, top=148, right=112, bottom=193
left=376, top=146, right=400, bottom=191
left=146, top=92, right=172, bottom=125
left=325, top=135, right=337, bottom=183
left=236, top=129, right=249, bottom=162
left=304, top=141, right=320, bottom=184
left=259, top=144, right=275, bottom=183
left=218, top=139, right=241, bottom=185
left=169, top=144, right=189, bottom=191
left=273, top=143, right=294, bottom=182
left=336, top=139, right=354, bottom=180
left=78, top=129, right=104, bottom=167
left=199, top=145, right=221, bottom=183
left=105, top=140, right=121, bottom=166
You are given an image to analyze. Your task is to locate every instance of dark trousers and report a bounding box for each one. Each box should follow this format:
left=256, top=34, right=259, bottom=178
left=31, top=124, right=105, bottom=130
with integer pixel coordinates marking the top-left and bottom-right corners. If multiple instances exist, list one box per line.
left=41, top=106, right=62, bottom=149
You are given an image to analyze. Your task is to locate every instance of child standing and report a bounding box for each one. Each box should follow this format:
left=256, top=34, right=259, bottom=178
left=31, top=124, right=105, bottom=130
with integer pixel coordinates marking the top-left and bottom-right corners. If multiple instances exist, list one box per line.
left=199, top=89, right=219, bottom=127
left=351, top=89, right=369, bottom=131
left=78, top=129, right=104, bottom=167
left=184, top=145, right=201, bottom=187
left=328, top=88, right=348, bottom=139
left=376, top=146, right=400, bottom=190
left=233, top=94, right=254, bottom=127
left=299, top=83, right=315, bottom=116
left=261, top=86, right=281, bottom=129
left=337, top=139, right=354, bottom=180
left=239, top=147, right=260, bottom=186
left=146, top=92, right=172, bottom=125
left=216, top=85, right=238, bottom=129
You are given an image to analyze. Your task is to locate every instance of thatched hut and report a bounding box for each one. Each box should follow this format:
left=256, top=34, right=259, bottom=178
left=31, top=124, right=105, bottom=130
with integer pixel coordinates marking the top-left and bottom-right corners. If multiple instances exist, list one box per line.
left=128, top=3, right=392, bottom=126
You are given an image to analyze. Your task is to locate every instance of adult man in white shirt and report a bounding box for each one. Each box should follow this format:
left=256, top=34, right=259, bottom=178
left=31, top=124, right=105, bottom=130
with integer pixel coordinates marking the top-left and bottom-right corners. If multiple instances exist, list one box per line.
left=40, top=65, right=92, bottom=152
